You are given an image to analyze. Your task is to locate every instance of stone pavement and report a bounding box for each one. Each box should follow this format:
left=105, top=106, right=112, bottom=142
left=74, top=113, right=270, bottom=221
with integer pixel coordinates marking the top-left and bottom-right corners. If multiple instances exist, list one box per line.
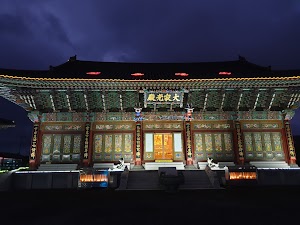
left=1, top=187, right=300, bottom=225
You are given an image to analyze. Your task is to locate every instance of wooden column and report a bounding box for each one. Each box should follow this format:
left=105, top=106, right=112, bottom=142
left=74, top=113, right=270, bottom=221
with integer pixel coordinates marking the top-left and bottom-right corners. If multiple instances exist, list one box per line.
left=29, top=123, right=40, bottom=169
left=135, top=122, right=142, bottom=165
left=82, top=122, right=91, bottom=167
left=233, top=121, right=245, bottom=165
left=283, top=120, right=297, bottom=165
left=185, top=121, right=193, bottom=165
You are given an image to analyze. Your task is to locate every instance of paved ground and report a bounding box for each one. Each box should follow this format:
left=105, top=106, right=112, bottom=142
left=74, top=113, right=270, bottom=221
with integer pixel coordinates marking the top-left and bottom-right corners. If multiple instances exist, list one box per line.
left=1, top=187, right=300, bottom=225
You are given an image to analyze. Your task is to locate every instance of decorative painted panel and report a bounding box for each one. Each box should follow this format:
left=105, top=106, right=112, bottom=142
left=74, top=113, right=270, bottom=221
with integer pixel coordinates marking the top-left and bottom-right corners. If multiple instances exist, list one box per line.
left=244, top=133, right=253, bottom=152
left=93, top=133, right=133, bottom=162
left=243, top=123, right=280, bottom=129
left=42, top=135, right=52, bottom=154
left=261, top=124, right=279, bottom=129
left=244, top=132, right=285, bottom=161
left=194, top=132, right=234, bottom=161
left=204, top=134, right=213, bottom=152
left=224, top=133, right=233, bottom=152
left=73, top=135, right=82, bottom=153
left=114, top=134, right=122, bottom=153
left=263, top=133, right=272, bottom=151
left=115, top=124, right=133, bottom=130
left=63, top=135, right=71, bottom=153
left=45, top=125, right=63, bottom=131
left=272, top=132, right=283, bottom=152
left=96, top=124, right=113, bottom=130
left=104, top=135, right=113, bottom=153
left=254, top=133, right=263, bottom=151
left=124, top=134, right=133, bottom=153
left=193, top=123, right=231, bottom=129
left=94, top=134, right=103, bottom=153
left=238, top=111, right=282, bottom=120
left=144, top=123, right=182, bottom=130
left=95, top=123, right=134, bottom=130
left=194, top=133, right=204, bottom=152
left=64, top=125, right=83, bottom=130
left=53, top=135, right=62, bottom=154
left=214, top=133, right=222, bottom=152
left=41, top=134, right=82, bottom=163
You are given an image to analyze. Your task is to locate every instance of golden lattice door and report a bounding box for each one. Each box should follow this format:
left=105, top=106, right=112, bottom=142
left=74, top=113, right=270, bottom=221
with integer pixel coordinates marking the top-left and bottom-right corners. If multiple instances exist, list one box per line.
left=154, top=133, right=173, bottom=160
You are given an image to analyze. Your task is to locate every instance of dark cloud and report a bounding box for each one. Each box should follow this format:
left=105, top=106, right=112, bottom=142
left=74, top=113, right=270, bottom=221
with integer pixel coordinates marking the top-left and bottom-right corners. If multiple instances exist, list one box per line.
left=0, top=0, right=300, bottom=155
left=1, top=0, right=299, bottom=68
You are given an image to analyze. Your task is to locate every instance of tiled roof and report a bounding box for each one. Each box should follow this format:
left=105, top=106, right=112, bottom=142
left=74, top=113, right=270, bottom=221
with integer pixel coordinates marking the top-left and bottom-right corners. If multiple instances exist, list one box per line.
left=0, top=56, right=299, bottom=80
left=0, top=118, right=15, bottom=128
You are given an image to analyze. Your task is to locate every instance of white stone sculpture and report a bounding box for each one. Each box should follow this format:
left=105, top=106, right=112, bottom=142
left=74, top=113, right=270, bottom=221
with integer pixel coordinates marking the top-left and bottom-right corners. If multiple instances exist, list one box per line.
left=207, top=158, right=219, bottom=168
left=111, top=158, right=126, bottom=171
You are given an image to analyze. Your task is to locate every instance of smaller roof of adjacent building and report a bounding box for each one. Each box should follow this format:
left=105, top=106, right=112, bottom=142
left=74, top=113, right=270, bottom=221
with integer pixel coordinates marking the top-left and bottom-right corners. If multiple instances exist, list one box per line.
left=0, top=55, right=299, bottom=80
left=0, top=118, right=15, bottom=129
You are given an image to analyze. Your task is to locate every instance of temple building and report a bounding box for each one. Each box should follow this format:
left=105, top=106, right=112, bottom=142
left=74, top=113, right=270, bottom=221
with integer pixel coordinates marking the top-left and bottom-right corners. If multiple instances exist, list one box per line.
left=0, top=56, right=299, bottom=170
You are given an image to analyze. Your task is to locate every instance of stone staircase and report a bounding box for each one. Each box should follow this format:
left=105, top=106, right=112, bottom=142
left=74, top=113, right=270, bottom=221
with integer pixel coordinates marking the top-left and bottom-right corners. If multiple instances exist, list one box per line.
left=125, top=171, right=161, bottom=190
left=179, top=170, right=214, bottom=189
left=37, top=164, right=78, bottom=171
left=123, top=170, right=219, bottom=190
left=249, top=161, right=290, bottom=169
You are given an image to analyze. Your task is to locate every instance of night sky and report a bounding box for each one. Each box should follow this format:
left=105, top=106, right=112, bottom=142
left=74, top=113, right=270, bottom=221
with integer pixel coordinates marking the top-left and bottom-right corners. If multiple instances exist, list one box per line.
left=0, top=0, right=299, bottom=155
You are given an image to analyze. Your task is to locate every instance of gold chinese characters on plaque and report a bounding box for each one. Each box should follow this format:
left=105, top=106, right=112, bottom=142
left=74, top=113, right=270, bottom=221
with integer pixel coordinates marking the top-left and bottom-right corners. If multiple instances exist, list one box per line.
left=144, top=91, right=184, bottom=106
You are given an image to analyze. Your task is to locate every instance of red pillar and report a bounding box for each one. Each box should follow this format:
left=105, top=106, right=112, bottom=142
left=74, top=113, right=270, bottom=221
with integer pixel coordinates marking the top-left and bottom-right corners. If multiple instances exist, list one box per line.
left=283, top=120, right=297, bottom=165
left=29, top=122, right=40, bottom=169
left=82, top=122, right=91, bottom=167
left=135, top=122, right=142, bottom=165
left=233, top=121, right=245, bottom=165
left=184, top=121, right=193, bottom=165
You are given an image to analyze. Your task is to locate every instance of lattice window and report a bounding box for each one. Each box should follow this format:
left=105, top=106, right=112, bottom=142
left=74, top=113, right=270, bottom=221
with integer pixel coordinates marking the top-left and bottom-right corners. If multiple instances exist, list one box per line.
left=93, top=133, right=134, bottom=162
left=40, top=134, right=82, bottom=162
left=194, top=132, right=234, bottom=161
left=243, top=132, right=284, bottom=160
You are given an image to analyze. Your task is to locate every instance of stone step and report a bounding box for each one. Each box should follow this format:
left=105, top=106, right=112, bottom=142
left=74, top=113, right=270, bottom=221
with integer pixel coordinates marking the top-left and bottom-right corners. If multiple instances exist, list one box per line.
left=144, top=162, right=185, bottom=170
left=38, top=164, right=78, bottom=171
left=126, top=171, right=160, bottom=190
left=250, top=161, right=290, bottom=168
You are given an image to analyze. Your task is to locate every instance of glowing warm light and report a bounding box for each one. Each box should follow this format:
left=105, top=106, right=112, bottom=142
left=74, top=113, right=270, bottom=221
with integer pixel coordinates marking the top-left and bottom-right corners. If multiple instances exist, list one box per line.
left=131, top=73, right=144, bottom=76
left=229, top=172, right=257, bottom=180
left=219, top=72, right=232, bottom=75
left=175, top=73, right=189, bottom=77
left=80, top=174, right=108, bottom=182
left=86, top=72, right=101, bottom=75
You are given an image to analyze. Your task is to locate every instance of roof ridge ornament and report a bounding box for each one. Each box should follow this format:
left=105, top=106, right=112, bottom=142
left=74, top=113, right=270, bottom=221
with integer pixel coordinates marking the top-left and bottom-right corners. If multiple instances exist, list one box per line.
left=68, top=55, right=77, bottom=62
